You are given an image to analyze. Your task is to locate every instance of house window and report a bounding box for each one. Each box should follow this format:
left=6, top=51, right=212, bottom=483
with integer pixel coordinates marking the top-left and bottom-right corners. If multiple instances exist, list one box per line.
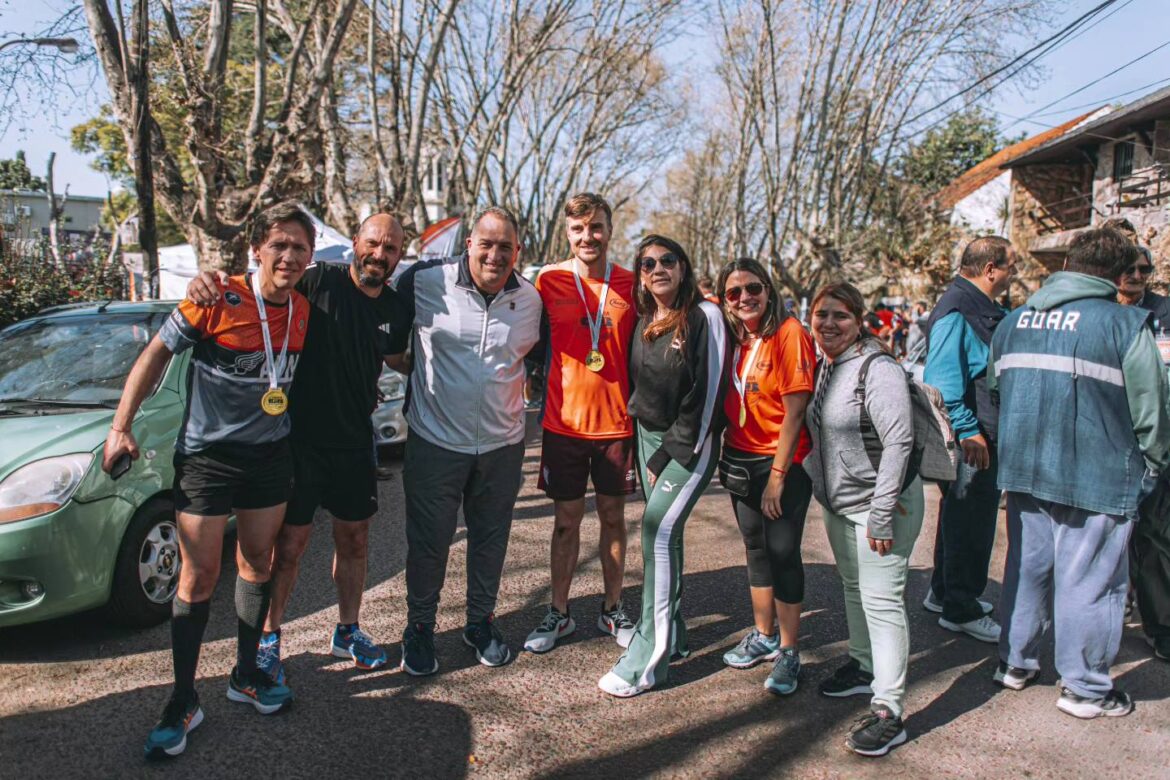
left=1114, top=139, right=1135, bottom=181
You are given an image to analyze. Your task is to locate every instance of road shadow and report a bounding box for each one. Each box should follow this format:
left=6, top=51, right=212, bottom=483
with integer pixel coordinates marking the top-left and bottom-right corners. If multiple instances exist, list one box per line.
left=0, top=664, right=472, bottom=780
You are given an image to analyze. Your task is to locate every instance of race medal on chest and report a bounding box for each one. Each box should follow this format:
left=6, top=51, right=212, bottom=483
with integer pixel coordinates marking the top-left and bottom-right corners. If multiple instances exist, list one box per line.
left=261, top=387, right=288, bottom=416
left=586, top=349, right=605, bottom=372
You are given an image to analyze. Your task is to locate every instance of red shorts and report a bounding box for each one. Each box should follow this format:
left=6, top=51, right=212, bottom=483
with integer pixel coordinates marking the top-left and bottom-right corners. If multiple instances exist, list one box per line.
left=538, top=429, right=637, bottom=500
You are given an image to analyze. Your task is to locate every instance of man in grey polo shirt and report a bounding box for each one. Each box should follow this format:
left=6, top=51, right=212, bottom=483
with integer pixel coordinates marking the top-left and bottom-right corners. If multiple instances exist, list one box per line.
left=394, top=206, right=543, bottom=674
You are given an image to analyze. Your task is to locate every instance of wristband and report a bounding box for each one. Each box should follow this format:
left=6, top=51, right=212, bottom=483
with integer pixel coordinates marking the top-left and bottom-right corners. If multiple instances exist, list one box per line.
left=770, top=466, right=787, bottom=476
left=111, top=425, right=129, bottom=433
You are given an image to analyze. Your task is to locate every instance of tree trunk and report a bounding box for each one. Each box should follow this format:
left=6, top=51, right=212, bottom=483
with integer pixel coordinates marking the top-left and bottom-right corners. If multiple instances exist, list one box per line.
left=130, top=0, right=159, bottom=298
left=44, top=152, right=65, bottom=271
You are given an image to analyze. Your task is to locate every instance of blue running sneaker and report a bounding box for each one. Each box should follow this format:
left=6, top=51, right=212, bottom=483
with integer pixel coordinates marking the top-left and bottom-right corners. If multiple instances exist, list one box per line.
left=331, top=623, right=388, bottom=670
left=463, top=613, right=512, bottom=667
left=144, top=691, right=203, bottom=760
left=723, top=628, right=780, bottom=669
left=226, top=666, right=293, bottom=715
left=765, top=647, right=801, bottom=696
left=256, top=631, right=286, bottom=685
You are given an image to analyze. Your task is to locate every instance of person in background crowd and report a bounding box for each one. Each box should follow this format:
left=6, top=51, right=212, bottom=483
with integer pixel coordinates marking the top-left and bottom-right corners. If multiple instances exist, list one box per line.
left=397, top=206, right=543, bottom=675
left=991, top=227, right=1170, bottom=717
left=921, top=236, right=1016, bottom=645
left=1107, top=217, right=1170, bottom=330
left=804, top=281, right=924, bottom=757
left=698, top=275, right=720, bottom=305
left=597, top=235, right=730, bottom=698
left=524, top=193, right=639, bottom=654
left=716, top=258, right=816, bottom=697
left=904, top=302, right=929, bottom=358
left=108, top=203, right=313, bottom=759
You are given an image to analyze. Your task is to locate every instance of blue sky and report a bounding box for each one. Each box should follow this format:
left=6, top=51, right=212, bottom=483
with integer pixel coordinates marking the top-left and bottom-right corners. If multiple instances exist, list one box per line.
left=2, top=0, right=1169, bottom=198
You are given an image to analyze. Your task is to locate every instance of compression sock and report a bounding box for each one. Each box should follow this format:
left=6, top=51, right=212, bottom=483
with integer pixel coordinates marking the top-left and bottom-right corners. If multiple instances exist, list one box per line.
left=235, top=576, right=272, bottom=677
left=171, top=597, right=210, bottom=697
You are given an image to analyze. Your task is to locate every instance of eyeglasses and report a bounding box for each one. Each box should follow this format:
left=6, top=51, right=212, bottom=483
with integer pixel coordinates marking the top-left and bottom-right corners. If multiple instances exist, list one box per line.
left=724, top=282, right=765, bottom=302
left=1124, top=263, right=1154, bottom=277
left=638, top=254, right=679, bottom=272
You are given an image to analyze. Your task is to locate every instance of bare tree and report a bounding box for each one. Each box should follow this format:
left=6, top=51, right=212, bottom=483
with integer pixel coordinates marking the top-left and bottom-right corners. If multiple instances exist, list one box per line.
left=44, top=152, right=68, bottom=271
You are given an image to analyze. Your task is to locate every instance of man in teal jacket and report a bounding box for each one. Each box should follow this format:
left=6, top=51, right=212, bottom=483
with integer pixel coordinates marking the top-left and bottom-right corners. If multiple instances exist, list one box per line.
left=990, top=227, right=1170, bottom=719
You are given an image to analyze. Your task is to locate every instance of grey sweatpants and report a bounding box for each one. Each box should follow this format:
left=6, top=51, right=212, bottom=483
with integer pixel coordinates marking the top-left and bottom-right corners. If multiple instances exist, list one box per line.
left=403, top=432, right=525, bottom=626
left=999, top=492, right=1132, bottom=699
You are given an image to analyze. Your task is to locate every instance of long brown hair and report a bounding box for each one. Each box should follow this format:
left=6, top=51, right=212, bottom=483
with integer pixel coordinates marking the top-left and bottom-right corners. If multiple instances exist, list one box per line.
left=810, top=281, right=891, bottom=355
left=715, top=257, right=786, bottom=344
left=635, top=234, right=700, bottom=346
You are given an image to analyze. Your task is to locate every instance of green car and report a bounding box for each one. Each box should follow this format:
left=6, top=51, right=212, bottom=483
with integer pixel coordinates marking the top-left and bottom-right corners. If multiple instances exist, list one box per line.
left=0, top=300, right=189, bottom=629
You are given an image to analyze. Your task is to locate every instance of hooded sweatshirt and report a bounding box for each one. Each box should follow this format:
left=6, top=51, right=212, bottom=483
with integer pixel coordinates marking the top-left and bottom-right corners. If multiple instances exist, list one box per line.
left=804, top=339, right=914, bottom=539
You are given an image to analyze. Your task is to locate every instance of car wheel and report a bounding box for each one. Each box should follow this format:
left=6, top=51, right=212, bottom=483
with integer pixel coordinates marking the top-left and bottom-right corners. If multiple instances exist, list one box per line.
left=107, top=498, right=181, bottom=628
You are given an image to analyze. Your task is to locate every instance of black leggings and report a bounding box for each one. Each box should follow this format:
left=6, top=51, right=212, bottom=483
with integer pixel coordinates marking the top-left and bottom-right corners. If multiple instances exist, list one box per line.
left=726, top=448, right=813, bottom=603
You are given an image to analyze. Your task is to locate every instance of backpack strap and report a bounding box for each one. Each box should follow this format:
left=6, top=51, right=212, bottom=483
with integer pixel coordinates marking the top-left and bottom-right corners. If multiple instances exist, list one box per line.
left=855, top=352, right=919, bottom=491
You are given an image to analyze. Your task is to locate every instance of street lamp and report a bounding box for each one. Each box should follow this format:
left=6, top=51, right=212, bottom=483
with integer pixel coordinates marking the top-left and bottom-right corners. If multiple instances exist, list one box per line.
left=0, top=37, right=80, bottom=55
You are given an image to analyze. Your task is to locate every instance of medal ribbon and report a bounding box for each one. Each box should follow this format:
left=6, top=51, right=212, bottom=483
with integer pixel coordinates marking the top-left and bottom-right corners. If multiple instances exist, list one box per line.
left=573, top=260, right=611, bottom=357
left=251, top=271, right=294, bottom=392
left=732, top=337, right=764, bottom=425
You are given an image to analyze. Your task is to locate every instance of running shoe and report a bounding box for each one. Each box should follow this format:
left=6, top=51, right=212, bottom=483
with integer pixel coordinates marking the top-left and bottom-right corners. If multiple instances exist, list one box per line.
left=331, top=623, right=388, bottom=670
left=922, top=589, right=993, bottom=616
left=463, top=613, right=512, bottom=667
left=723, top=628, right=781, bottom=669
left=524, top=606, right=576, bottom=653
left=401, top=622, right=439, bottom=676
left=598, top=670, right=643, bottom=698
left=598, top=602, right=637, bottom=648
left=846, top=705, right=907, bottom=757
left=144, top=691, right=203, bottom=760
left=938, top=614, right=1001, bottom=643
left=764, top=647, right=800, bottom=695
left=1148, top=635, right=1170, bottom=662
left=256, top=631, right=286, bottom=685
left=992, top=661, right=1039, bottom=691
left=1056, top=687, right=1134, bottom=719
left=819, top=658, right=874, bottom=698
left=226, top=666, right=293, bottom=715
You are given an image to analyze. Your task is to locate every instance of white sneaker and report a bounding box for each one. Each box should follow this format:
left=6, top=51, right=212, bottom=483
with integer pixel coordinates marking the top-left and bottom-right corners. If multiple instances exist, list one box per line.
left=922, top=589, right=993, bottom=616
left=598, top=602, right=637, bottom=648
left=523, top=606, right=575, bottom=654
left=598, top=671, right=643, bottom=698
left=939, top=614, right=1001, bottom=643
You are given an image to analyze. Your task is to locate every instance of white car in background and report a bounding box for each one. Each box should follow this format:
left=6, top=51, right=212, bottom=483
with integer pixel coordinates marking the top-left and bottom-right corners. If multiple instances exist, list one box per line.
left=372, top=367, right=407, bottom=447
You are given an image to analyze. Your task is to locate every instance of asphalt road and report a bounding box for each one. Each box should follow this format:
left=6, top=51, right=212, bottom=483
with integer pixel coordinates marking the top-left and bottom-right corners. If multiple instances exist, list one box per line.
left=1, top=413, right=1167, bottom=778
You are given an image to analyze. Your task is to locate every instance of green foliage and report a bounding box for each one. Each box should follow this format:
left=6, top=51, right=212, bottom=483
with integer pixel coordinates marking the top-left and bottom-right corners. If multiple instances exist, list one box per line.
left=102, top=191, right=186, bottom=247
left=71, top=107, right=134, bottom=186
left=0, top=238, right=125, bottom=329
left=0, top=150, right=47, bottom=191
left=900, top=109, right=1023, bottom=194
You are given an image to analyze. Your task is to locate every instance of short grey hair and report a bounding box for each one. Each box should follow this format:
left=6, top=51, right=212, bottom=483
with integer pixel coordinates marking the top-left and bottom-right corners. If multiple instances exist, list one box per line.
left=471, top=205, right=520, bottom=243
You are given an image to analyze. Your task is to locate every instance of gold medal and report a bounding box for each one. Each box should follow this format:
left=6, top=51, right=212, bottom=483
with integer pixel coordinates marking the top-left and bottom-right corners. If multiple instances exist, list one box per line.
left=260, top=387, right=288, bottom=416
left=738, top=405, right=747, bottom=428
left=586, top=349, right=605, bottom=372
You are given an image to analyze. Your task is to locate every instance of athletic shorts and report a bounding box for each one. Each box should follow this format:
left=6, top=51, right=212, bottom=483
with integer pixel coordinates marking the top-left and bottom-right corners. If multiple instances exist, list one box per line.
left=538, top=429, right=637, bottom=500
left=174, top=439, right=293, bottom=517
left=284, top=442, right=378, bottom=525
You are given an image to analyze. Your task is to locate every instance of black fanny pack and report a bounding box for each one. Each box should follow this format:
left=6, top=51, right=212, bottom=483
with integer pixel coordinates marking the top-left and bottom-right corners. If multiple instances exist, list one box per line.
left=718, top=449, right=770, bottom=497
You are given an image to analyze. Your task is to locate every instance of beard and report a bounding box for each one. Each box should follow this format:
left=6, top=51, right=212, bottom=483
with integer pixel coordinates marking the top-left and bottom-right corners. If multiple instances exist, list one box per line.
left=354, top=257, right=388, bottom=287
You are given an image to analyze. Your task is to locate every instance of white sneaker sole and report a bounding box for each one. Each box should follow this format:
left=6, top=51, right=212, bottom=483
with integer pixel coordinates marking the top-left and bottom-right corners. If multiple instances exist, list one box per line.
left=399, top=656, right=439, bottom=676
left=938, top=618, right=1000, bottom=644
left=598, top=671, right=644, bottom=698
left=523, top=617, right=576, bottom=653
left=463, top=634, right=512, bottom=667
left=1056, top=697, right=1133, bottom=719
left=848, top=728, right=907, bottom=757
left=330, top=641, right=387, bottom=669
left=993, top=668, right=1038, bottom=691
left=724, top=649, right=781, bottom=669
left=597, top=615, right=636, bottom=648
left=923, top=593, right=993, bottom=616
left=225, top=685, right=287, bottom=715
left=151, top=707, right=203, bottom=758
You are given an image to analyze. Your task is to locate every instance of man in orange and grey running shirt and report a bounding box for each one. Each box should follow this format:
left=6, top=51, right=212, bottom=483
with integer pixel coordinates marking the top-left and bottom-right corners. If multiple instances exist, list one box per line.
left=524, top=192, right=639, bottom=653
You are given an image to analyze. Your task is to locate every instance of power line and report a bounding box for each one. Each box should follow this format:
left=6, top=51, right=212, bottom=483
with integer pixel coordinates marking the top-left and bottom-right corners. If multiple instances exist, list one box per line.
left=1029, top=75, right=1170, bottom=118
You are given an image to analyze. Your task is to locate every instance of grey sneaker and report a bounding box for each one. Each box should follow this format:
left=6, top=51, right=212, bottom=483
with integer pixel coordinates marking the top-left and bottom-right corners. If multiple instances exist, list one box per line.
left=524, top=606, right=575, bottom=654
left=764, top=647, right=800, bottom=695
left=463, top=613, right=512, bottom=667
left=922, top=589, right=993, bottom=616
left=1056, top=687, right=1133, bottom=719
left=845, top=705, right=907, bottom=757
left=723, top=628, right=781, bottom=669
left=939, top=614, right=1001, bottom=643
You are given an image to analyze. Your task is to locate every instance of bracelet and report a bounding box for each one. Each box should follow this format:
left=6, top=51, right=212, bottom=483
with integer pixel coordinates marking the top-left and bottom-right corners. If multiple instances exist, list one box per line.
left=770, top=466, right=787, bottom=476
left=111, top=425, right=129, bottom=433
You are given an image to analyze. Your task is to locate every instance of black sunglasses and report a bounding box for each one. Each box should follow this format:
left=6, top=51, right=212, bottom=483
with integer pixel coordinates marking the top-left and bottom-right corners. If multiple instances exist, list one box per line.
left=639, top=254, right=679, bottom=272
left=725, top=282, right=765, bottom=302
left=1124, top=263, right=1154, bottom=276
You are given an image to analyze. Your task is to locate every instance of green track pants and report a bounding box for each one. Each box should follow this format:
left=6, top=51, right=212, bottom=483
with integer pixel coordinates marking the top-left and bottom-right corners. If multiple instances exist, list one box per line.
left=608, top=424, right=718, bottom=691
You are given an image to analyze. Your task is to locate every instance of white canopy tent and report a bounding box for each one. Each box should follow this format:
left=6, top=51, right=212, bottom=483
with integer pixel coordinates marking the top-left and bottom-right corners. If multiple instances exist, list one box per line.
left=157, top=208, right=352, bottom=299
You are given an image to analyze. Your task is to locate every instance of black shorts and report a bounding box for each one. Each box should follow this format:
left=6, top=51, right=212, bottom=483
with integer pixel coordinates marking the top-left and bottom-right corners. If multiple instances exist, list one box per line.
left=284, top=442, right=378, bottom=525
left=538, top=429, right=637, bottom=501
left=174, top=440, right=294, bottom=517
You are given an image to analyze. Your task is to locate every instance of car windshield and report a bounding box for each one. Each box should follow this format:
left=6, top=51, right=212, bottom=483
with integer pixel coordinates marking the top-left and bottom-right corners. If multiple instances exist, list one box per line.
left=0, top=311, right=168, bottom=406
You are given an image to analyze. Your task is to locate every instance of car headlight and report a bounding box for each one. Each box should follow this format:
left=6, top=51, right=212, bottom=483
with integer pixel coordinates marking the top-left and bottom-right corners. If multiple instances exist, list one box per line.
left=379, top=375, right=406, bottom=403
left=0, top=453, right=94, bottom=524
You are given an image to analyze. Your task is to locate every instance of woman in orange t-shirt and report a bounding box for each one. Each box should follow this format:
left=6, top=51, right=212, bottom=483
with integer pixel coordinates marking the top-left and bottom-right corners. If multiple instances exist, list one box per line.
left=716, top=258, right=816, bottom=696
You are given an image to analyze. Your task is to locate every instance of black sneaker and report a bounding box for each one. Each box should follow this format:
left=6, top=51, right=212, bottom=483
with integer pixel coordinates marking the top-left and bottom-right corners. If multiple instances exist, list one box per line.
left=400, top=622, right=438, bottom=676
left=846, top=705, right=907, bottom=757
left=1056, top=687, right=1134, bottom=719
left=819, top=658, right=874, bottom=698
left=993, top=661, right=1039, bottom=691
left=463, top=613, right=512, bottom=667
left=1148, top=635, right=1170, bottom=662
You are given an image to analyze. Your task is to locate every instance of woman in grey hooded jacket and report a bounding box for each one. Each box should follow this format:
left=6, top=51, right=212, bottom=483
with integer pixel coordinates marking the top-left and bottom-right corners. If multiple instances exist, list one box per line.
left=804, top=282, right=924, bottom=757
